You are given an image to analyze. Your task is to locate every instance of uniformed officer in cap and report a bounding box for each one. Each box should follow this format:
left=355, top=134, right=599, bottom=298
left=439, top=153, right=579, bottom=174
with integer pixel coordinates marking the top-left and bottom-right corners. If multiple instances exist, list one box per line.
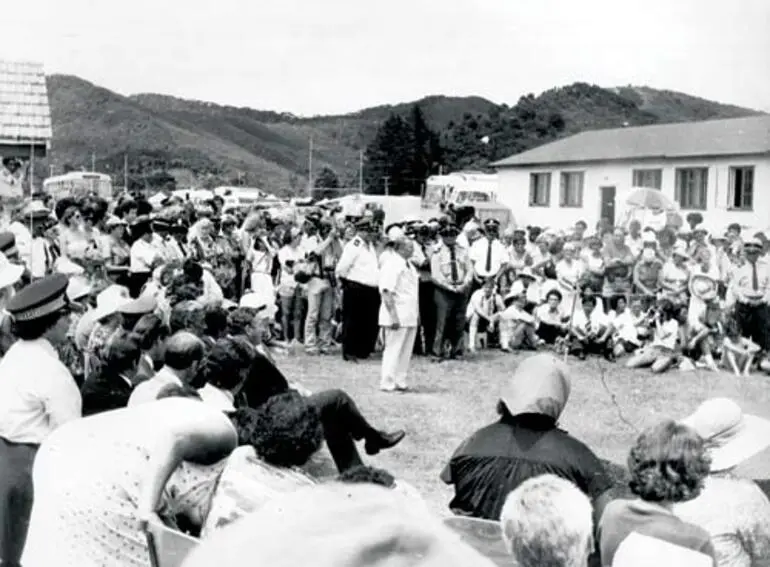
left=430, top=223, right=473, bottom=361
left=335, top=218, right=381, bottom=361
left=0, top=274, right=81, bottom=564
left=469, top=218, right=507, bottom=292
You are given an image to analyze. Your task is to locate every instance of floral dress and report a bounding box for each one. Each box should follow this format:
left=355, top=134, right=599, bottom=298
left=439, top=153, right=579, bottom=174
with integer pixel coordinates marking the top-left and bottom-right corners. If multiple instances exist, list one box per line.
left=210, top=234, right=239, bottom=295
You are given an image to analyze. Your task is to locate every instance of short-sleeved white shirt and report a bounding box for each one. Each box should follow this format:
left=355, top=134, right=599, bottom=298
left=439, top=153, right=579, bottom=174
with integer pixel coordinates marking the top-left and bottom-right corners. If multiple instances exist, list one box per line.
left=378, top=251, right=419, bottom=327
left=129, top=238, right=159, bottom=273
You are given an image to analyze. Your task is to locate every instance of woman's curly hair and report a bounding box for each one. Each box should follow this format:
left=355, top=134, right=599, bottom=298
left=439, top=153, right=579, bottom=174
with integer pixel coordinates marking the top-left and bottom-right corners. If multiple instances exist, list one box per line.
left=627, top=420, right=710, bottom=503
left=230, top=392, right=323, bottom=468
left=196, top=337, right=253, bottom=390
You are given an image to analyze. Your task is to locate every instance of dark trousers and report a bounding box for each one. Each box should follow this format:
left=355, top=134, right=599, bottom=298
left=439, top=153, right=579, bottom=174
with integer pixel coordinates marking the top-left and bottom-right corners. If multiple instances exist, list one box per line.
left=128, top=271, right=151, bottom=299
left=415, top=281, right=436, bottom=355
left=340, top=279, right=380, bottom=359
left=432, top=287, right=468, bottom=358
left=735, top=302, right=770, bottom=351
left=0, top=438, right=38, bottom=567
left=309, top=389, right=376, bottom=472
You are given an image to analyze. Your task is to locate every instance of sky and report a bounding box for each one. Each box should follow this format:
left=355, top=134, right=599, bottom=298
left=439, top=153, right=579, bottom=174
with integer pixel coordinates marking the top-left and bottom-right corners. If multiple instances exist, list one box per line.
left=3, top=0, right=769, bottom=116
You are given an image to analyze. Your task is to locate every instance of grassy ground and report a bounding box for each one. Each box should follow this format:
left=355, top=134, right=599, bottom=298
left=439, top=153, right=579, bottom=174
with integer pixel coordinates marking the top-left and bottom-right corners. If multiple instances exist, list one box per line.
left=278, top=350, right=770, bottom=516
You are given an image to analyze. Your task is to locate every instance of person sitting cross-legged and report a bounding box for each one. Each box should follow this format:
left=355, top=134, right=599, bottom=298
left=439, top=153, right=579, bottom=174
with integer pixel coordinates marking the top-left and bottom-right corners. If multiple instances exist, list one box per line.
left=496, top=281, right=540, bottom=352
left=568, top=293, right=613, bottom=361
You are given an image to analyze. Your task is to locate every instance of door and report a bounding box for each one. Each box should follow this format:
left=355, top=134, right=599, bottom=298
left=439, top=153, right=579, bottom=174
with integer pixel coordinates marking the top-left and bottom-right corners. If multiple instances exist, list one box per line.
left=600, top=186, right=616, bottom=227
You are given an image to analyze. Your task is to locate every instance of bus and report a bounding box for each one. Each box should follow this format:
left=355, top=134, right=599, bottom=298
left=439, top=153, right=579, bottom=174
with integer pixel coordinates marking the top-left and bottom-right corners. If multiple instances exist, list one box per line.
left=43, top=172, right=113, bottom=200
left=422, top=172, right=499, bottom=208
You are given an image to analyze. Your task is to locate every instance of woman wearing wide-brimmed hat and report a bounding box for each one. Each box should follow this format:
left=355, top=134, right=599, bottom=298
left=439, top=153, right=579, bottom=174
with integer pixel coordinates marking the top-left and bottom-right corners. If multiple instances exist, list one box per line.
left=674, top=398, right=770, bottom=567
left=683, top=273, right=722, bottom=371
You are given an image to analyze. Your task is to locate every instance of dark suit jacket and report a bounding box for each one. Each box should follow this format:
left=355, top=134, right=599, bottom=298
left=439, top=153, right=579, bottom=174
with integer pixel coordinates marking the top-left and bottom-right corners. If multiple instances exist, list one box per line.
left=81, top=372, right=134, bottom=417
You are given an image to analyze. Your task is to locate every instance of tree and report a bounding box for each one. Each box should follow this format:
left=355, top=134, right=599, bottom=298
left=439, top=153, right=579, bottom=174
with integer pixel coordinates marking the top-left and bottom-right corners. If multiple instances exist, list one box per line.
left=315, top=166, right=340, bottom=189
left=363, top=105, right=444, bottom=196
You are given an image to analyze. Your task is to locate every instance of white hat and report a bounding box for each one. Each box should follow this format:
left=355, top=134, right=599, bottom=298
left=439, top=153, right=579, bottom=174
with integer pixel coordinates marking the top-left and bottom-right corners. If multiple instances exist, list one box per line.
left=386, top=226, right=406, bottom=242
left=688, top=273, right=718, bottom=302
left=504, top=280, right=526, bottom=301
left=66, top=275, right=93, bottom=302
left=104, top=215, right=127, bottom=229
left=642, top=232, right=657, bottom=245
left=0, top=251, right=24, bottom=290
left=239, top=292, right=277, bottom=319
left=91, top=285, right=131, bottom=322
left=672, top=241, right=690, bottom=259
left=682, top=398, right=770, bottom=472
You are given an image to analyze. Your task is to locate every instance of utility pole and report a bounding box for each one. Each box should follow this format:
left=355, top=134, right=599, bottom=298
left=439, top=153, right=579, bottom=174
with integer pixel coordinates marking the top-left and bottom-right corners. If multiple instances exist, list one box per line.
left=358, top=150, right=363, bottom=193
left=91, top=152, right=96, bottom=172
left=49, top=164, right=54, bottom=177
left=383, top=176, right=390, bottom=196
left=307, top=136, right=313, bottom=197
left=123, top=154, right=128, bottom=193
left=29, top=144, right=35, bottom=195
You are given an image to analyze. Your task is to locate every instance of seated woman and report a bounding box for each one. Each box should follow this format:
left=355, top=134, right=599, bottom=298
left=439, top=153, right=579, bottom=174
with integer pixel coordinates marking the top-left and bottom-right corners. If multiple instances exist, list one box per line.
left=626, top=298, right=680, bottom=373
left=441, top=354, right=612, bottom=522
left=721, top=316, right=760, bottom=377
left=21, top=394, right=323, bottom=566
left=683, top=275, right=722, bottom=372
left=610, top=295, right=648, bottom=358
left=674, top=398, right=770, bottom=567
left=568, top=293, right=613, bottom=360
left=597, top=420, right=717, bottom=566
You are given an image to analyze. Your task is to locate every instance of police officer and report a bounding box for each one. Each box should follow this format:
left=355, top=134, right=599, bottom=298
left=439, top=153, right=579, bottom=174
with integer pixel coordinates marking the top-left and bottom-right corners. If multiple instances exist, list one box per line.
left=430, top=224, right=473, bottom=361
left=726, top=236, right=770, bottom=364
left=0, top=273, right=81, bottom=565
left=408, top=223, right=437, bottom=355
left=335, top=218, right=381, bottom=362
left=469, top=218, right=508, bottom=293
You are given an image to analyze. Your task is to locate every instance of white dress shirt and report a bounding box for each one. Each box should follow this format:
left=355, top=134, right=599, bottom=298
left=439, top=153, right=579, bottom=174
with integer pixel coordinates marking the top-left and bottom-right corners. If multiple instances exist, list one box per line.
left=469, top=238, right=508, bottom=279
left=127, top=367, right=183, bottom=406
left=0, top=338, right=81, bottom=444
left=378, top=251, right=419, bottom=327
left=336, top=236, right=379, bottom=287
left=130, top=238, right=160, bottom=273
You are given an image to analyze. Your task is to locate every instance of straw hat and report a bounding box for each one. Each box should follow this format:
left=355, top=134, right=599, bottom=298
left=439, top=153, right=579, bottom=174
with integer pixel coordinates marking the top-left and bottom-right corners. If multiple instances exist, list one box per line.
left=0, top=251, right=24, bottom=290
left=503, top=280, right=526, bottom=302
left=688, top=273, right=718, bottom=302
left=681, top=398, right=770, bottom=472
left=91, top=285, right=131, bottom=322
left=385, top=225, right=406, bottom=242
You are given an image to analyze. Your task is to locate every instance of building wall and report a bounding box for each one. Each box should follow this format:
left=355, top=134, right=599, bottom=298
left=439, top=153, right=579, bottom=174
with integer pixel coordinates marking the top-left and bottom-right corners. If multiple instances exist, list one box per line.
left=496, top=155, right=770, bottom=232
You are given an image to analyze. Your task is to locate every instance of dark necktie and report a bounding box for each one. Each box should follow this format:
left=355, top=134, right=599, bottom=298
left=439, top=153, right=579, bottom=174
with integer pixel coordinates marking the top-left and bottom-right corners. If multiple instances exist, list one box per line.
left=43, top=241, right=52, bottom=273
left=449, top=246, right=459, bottom=284
left=751, top=261, right=759, bottom=290
left=485, top=239, right=493, bottom=273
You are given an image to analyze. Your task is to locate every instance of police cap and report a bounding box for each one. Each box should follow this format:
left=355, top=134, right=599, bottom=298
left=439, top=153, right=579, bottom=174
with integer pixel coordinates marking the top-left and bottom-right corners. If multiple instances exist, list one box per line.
left=440, top=224, right=461, bottom=237
left=7, top=273, right=69, bottom=322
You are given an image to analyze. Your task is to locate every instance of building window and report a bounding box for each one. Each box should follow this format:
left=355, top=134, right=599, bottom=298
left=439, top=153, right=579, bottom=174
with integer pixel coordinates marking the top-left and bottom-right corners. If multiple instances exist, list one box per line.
left=632, top=168, right=662, bottom=189
left=529, top=173, right=551, bottom=206
left=675, top=168, right=708, bottom=210
left=559, top=172, right=584, bottom=207
left=728, top=166, right=754, bottom=211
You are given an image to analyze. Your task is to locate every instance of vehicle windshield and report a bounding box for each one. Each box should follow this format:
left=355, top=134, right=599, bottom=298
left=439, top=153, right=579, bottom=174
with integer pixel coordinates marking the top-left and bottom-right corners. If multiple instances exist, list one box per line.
left=423, top=185, right=446, bottom=206
left=455, top=191, right=491, bottom=203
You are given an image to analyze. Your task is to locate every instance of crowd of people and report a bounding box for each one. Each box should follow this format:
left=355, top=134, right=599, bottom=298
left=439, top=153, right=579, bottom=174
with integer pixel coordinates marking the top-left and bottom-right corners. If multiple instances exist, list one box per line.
left=0, top=190, right=767, bottom=566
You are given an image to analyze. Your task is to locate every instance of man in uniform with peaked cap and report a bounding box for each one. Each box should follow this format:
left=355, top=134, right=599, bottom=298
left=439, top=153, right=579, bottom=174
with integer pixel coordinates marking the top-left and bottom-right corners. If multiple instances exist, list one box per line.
left=0, top=273, right=81, bottom=566
left=335, top=218, right=381, bottom=361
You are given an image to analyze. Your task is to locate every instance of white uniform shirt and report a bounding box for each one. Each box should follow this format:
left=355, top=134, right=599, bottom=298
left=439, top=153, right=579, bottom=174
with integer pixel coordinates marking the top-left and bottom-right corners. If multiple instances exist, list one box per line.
left=570, top=307, right=609, bottom=334
left=336, top=236, right=379, bottom=287
left=9, top=221, right=32, bottom=271
left=466, top=288, right=504, bottom=319
left=469, top=238, right=508, bottom=279
left=30, top=237, right=55, bottom=278
left=378, top=251, right=419, bottom=327
left=130, top=238, right=160, bottom=273
left=0, top=338, right=81, bottom=444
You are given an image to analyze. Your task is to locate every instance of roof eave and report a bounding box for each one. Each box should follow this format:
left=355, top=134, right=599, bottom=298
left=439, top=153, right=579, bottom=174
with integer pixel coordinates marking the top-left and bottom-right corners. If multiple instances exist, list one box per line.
left=493, top=150, right=770, bottom=169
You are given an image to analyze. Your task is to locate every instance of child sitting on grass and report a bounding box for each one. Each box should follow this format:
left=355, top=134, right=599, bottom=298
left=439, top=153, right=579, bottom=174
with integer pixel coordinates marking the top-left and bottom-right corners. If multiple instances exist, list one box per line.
left=625, top=298, right=680, bottom=373
left=721, top=315, right=760, bottom=377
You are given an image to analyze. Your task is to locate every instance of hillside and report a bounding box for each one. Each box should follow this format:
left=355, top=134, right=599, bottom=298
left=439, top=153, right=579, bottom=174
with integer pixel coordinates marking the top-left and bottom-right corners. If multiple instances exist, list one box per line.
left=41, top=76, right=762, bottom=193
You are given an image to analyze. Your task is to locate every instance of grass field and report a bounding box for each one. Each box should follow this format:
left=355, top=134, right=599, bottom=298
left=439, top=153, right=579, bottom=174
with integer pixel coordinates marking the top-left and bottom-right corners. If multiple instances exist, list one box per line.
left=278, top=350, right=770, bottom=515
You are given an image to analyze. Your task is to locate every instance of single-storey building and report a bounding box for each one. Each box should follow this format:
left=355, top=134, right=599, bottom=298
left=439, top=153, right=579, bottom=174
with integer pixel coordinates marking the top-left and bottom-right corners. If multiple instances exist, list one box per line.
left=492, top=115, right=770, bottom=233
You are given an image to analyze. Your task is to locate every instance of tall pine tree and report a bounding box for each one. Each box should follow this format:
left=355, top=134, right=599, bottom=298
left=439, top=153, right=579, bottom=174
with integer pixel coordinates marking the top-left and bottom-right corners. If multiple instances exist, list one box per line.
left=363, top=105, right=443, bottom=195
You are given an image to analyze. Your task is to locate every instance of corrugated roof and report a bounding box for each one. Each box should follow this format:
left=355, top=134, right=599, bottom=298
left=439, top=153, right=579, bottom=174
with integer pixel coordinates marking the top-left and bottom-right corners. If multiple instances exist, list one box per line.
left=0, top=60, right=53, bottom=146
left=493, top=115, right=770, bottom=168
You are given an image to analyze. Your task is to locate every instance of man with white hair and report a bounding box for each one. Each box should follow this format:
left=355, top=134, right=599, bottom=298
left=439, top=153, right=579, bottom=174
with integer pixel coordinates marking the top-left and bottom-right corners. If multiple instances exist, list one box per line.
left=500, top=474, right=594, bottom=567
left=378, top=226, right=419, bottom=391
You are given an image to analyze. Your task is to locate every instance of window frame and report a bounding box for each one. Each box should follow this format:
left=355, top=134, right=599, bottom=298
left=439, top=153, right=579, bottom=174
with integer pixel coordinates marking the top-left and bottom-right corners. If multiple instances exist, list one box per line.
left=528, top=172, right=551, bottom=207
left=631, top=168, right=662, bottom=190
left=727, top=165, right=754, bottom=211
left=559, top=171, right=585, bottom=208
left=674, top=167, right=708, bottom=211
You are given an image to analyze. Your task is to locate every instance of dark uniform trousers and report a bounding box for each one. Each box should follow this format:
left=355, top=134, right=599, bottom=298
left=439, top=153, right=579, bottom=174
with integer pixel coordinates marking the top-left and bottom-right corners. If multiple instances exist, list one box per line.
left=735, top=302, right=770, bottom=351
left=432, top=287, right=468, bottom=358
left=341, top=278, right=381, bottom=359
left=0, top=438, right=38, bottom=567
left=414, top=280, right=436, bottom=355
